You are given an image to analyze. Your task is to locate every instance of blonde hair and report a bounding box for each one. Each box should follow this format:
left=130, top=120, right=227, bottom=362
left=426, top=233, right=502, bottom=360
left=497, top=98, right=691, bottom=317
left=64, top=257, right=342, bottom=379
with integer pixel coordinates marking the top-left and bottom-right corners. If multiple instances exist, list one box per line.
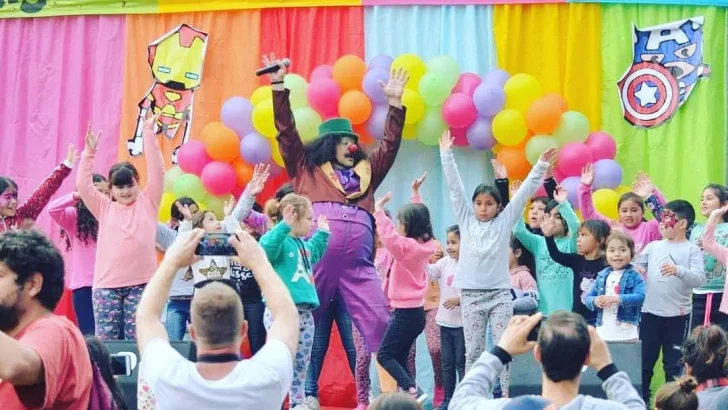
left=655, top=376, right=698, bottom=410
left=278, top=194, right=312, bottom=222
left=190, top=282, right=244, bottom=349
left=190, top=210, right=217, bottom=229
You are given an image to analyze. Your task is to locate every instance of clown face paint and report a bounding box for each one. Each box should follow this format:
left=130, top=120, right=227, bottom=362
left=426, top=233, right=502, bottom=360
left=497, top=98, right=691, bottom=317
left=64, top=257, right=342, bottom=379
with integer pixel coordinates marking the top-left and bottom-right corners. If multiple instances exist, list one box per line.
left=335, top=137, right=357, bottom=168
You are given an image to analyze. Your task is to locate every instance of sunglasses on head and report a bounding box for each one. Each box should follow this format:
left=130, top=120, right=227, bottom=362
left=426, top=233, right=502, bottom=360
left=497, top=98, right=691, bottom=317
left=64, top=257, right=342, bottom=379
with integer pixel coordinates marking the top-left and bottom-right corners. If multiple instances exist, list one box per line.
left=194, top=278, right=241, bottom=294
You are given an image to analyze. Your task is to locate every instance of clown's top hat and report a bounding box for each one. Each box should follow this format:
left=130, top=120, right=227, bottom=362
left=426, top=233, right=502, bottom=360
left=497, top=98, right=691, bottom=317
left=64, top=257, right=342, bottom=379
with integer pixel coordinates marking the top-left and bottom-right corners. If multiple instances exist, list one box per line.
left=318, top=118, right=359, bottom=142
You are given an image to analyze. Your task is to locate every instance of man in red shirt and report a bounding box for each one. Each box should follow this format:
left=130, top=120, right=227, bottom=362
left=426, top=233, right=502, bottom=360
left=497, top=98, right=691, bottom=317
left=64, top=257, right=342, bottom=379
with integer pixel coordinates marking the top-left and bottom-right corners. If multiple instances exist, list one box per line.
left=0, top=230, right=92, bottom=409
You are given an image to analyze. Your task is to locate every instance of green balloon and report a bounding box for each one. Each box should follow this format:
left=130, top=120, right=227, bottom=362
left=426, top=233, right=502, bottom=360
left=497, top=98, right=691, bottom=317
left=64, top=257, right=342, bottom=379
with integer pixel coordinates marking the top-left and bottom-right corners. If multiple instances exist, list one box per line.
left=293, top=107, right=323, bottom=142
left=418, top=72, right=452, bottom=106
left=284, top=74, right=309, bottom=109
left=417, top=106, right=448, bottom=146
left=427, top=55, right=460, bottom=88
left=525, top=135, right=559, bottom=165
left=203, top=194, right=228, bottom=219
left=173, top=173, right=206, bottom=203
left=552, top=111, right=590, bottom=145
left=163, top=166, right=185, bottom=193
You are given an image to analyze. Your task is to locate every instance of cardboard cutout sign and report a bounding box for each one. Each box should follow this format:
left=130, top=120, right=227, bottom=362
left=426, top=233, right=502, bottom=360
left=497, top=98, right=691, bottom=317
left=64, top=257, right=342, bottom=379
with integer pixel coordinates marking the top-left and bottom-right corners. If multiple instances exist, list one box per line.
left=127, top=24, right=208, bottom=163
left=617, top=17, right=710, bottom=129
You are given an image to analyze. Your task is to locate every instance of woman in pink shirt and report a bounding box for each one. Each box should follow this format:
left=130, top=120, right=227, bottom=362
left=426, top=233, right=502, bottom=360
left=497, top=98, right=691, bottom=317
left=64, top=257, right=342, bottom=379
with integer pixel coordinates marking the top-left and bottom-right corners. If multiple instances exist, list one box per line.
left=578, top=164, right=666, bottom=254
left=373, top=185, right=436, bottom=404
left=48, top=174, right=110, bottom=336
left=77, top=115, right=164, bottom=341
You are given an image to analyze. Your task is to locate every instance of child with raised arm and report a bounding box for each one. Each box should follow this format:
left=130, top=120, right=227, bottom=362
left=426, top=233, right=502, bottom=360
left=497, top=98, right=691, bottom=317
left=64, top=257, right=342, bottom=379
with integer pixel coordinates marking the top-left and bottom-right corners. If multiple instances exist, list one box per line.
left=579, top=165, right=666, bottom=254
left=513, top=186, right=580, bottom=316
left=634, top=200, right=705, bottom=404
left=585, top=231, right=645, bottom=341
left=439, top=128, right=557, bottom=394
left=259, top=194, right=330, bottom=409
left=78, top=116, right=164, bottom=341
left=541, top=217, right=611, bottom=325
left=697, top=203, right=728, bottom=330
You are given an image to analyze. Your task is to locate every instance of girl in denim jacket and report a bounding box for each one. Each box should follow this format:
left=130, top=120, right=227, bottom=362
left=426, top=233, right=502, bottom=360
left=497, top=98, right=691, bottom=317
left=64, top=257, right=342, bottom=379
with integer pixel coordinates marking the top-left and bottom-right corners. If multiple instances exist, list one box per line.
left=585, top=231, right=646, bottom=341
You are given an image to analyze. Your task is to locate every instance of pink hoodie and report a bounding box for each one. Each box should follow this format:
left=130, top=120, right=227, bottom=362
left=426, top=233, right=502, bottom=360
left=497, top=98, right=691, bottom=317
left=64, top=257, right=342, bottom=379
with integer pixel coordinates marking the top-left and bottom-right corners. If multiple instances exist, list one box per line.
left=373, top=196, right=436, bottom=309
left=700, top=223, right=728, bottom=314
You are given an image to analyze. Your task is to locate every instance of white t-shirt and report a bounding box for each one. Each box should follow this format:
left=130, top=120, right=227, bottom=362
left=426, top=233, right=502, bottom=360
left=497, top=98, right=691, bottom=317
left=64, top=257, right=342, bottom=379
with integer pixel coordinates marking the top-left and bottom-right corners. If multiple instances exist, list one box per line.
left=597, top=270, right=639, bottom=341
left=140, top=338, right=293, bottom=410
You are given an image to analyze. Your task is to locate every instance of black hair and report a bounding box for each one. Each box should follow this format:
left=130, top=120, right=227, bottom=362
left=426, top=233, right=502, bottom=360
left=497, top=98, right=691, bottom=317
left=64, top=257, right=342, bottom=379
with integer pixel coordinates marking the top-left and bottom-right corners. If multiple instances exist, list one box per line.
left=0, top=230, right=65, bottom=311
left=85, top=336, right=128, bottom=409
left=61, top=174, right=107, bottom=251
left=0, top=177, right=19, bottom=196
left=509, top=235, right=536, bottom=278
left=532, top=196, right=549, bottom=207
left=544, top=199, right=569, bottom=236
left=170, top=197, right=198, bottom=222
left=304, top=135, right=367, bottom=170
left=703, top=184, right=728, bottom=222
left=618, top=192, right=645, bottom=212
left=682, top=325, right=728, bottom=383
left=446, top=224, right=460, bottom=237
left=274, top=183, right=295, bottom=202
left=397, top=203, right=433, bottom=242
left=579, top=220, right=611, bottom=252
left=471, top=184, right=503, bottom=206
left=538, top=311, right=591, bottom=382
left=108, top=161, right=140, bottom=187
left=665, top=200, right=696, bottom=229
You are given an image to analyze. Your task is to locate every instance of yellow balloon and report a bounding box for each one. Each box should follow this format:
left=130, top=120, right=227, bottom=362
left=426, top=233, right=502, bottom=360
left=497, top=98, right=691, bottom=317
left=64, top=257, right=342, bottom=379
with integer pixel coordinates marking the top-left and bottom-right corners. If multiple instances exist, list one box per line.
left=197, top=202, right=209, bottom=212
left=250, top=85, right=272, bottom=106
left=615, top=185, right=632, bottom=196
left=402, top=123, right=417, bottom=140
left=158, top=192, right=176, bottom=222
left=593, top=189, right=619, bottom=220
left=252, top=99, right=276, bottom=138
left=492, top=109, right=528, bottom=146
left=504, top=73, right=543, bottom=113
left=391, top=53, right=426, bottom=91
left=402, top=90, right=425, bottom=124
left=270, top=139, right=285, bottom=167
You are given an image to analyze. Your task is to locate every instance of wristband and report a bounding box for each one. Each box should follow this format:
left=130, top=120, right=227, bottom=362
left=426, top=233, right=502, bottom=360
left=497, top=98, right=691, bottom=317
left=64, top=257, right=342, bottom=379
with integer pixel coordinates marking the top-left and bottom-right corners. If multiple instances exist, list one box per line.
left=271, top=80, right=284, bottom=85
left=596, top=363, right=618, bottom=381
left=490, top=346, right=513, bottom=365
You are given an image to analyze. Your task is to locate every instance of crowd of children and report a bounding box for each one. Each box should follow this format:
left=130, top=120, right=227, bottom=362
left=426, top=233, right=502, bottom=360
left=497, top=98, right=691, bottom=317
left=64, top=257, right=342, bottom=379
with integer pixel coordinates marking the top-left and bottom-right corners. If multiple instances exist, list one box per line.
left=5, top=111, right=728, bottom=409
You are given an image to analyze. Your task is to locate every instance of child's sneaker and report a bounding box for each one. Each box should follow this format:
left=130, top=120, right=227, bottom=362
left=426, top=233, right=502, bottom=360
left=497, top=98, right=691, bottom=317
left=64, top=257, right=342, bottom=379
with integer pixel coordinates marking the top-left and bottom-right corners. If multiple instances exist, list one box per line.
left=407, top=387, right=428, bottom=404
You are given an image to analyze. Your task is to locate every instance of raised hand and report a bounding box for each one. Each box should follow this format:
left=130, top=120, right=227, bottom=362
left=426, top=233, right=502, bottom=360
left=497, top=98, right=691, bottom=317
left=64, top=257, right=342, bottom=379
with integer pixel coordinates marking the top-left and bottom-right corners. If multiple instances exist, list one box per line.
left=510, top=180, right=522, bottom=198
left=248, top=163, right=271, bottom=197
left=379, top=68, right=409, bottom=104
left=282, top=204, right=297, bottom=226
left=66, top=143, right=79, bottom=165
left=439, top=130, right=454, bottom=152
left=223, top=196, right=235, bottom=217
left=261, top=52, right=288, bottom=83
left=541, top=218, right=556, bottom=237
left=317, top=215, right=330, bottom=232
left=554, top=185, right=568, bottom=204
left=708, top=204, right=728, bottom=225
left=164, top=229, right=205, bottom=269
left=85, top=122, right=101, bottom=150
left=175, top=201, right=194, bottom=221
left=581, top=163, right=595, bottom=186
left=491, top=158, right=507, bottom=179
left=632, top=173, right=655, bottom=198
left=375, top=192, right=393, bottom=212
left=539, top=147, right=558, bottom=165
left=411, top=172, right=427, bottom=195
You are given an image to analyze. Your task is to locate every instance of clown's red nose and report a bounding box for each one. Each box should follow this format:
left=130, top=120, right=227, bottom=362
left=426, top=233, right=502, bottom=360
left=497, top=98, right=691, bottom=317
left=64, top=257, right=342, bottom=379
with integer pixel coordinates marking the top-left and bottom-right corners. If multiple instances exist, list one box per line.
left=347, top=145, right=359, bottom=153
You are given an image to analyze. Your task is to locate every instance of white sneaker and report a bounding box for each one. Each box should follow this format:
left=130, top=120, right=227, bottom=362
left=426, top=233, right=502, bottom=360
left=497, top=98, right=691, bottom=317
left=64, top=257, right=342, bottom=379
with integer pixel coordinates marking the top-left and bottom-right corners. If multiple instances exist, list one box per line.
left=293, top=396, right=320, bottom=410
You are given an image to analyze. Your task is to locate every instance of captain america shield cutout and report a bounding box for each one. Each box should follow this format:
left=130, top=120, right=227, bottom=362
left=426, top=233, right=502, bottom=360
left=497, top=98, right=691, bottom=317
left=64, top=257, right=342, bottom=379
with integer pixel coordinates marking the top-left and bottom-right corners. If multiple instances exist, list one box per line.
left=618, top=62, right=679, bottom=128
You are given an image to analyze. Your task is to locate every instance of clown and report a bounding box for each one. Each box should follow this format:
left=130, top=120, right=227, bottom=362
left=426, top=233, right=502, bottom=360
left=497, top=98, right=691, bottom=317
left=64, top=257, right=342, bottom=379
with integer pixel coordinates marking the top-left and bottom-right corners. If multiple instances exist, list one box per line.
left=263, top=53, right=408, bottom=409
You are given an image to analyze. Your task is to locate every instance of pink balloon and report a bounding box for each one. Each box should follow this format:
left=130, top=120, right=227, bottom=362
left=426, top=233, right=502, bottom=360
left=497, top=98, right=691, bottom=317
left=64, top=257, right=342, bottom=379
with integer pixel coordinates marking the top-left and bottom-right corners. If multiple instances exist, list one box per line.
left=442, top=93, right=478, bottom=129
left=201, top=161, right=237, bottom=196
left=534, top=185, right=547, bottom=197
left=177, top=140, right=212, bottom=176
left=309, top=65, right=333, bottom=82
left=307, top=78, right=341, bottom=118
left=552, top=167, right=565, bottom=183
left=556, top=143, right=594, bottom=177
left=585, top=131, right=617, bottom=161
left=452, top=73, right=482, bottom=96
left=450, top=127, right=469, bottom=146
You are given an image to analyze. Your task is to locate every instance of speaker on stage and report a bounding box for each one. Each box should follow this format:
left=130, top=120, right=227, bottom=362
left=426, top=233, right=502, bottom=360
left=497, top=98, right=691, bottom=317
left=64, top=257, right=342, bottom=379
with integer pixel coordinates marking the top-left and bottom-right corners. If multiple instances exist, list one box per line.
left=510, top=340, right=642, bottom=398
left=104, top=340, right=196, bottom=409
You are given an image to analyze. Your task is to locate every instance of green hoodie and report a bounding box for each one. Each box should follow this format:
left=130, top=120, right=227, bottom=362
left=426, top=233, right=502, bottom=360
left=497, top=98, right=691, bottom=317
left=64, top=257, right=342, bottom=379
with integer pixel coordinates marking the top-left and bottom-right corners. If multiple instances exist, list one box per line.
left=259, top=221, right=330, bottom=308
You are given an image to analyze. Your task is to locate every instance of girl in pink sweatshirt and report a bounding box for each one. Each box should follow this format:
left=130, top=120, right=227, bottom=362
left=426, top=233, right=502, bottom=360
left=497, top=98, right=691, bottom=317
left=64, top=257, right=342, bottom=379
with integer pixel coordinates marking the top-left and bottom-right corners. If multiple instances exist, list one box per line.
left=48, top=174, right=110, bottom=336
left=373, top=186, right=436, bottom=404
left=77, top=116, right=164, bottom=341
left=698, top=204, right=728, bottom=327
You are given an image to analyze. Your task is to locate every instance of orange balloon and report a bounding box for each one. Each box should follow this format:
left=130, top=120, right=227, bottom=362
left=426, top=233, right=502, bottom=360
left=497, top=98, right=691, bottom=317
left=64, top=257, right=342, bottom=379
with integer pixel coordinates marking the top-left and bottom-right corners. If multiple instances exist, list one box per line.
left=497, top=146, right=531, bottom=180
left=338, top=90, right=373, bottom=125
left=332, top=55, right=367, bottom=92
left=232, top=159, right=254, bottom=186
left=201, top=122, right=240, bottom=162
left=542, top=93, right=569, bottom=113
left=353, top=123, right=374, bottom=145
left=526, top=97, right=562, bottom=134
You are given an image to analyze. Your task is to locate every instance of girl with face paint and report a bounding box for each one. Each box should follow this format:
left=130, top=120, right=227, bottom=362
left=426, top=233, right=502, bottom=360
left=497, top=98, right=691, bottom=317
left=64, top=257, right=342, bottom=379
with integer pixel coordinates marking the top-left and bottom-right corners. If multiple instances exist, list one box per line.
left=0, top=144, right=77, bottom=232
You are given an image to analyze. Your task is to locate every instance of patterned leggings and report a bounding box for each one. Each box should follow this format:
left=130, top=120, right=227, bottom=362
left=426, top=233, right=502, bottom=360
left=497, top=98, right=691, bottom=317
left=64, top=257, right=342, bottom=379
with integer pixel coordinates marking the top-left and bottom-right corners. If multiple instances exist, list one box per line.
left=355, top=326, right=417, bottom=401
left=461, top=289, right=513, bottom=396
left=92, top=284, right=146, bottom=341
left=264, top=306, right=315, bottom=407
left=424, top=308, right=444, bottom=389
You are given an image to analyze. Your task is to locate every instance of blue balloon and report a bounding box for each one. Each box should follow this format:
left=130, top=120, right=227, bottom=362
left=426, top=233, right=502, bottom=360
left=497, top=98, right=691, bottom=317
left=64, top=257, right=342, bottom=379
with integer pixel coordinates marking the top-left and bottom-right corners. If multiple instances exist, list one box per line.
left=466, top=116, right=496, bottom=150
left=368, top=55, right=393, bottom=71
left=593, top=159, right=623, bottom=190
left=239, top=133, right=272, bottom=164
left=560, top=176, right=581, bottom=208
left=366, top=104, right=389, bottom=140
left=221, top=97, right=254, bottom=138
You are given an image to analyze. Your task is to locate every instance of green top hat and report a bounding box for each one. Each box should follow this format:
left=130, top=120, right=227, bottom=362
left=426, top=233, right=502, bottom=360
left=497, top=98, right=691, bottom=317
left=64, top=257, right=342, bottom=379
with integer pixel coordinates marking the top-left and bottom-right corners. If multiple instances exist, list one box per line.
left=318, top=118, right=359, bottom=142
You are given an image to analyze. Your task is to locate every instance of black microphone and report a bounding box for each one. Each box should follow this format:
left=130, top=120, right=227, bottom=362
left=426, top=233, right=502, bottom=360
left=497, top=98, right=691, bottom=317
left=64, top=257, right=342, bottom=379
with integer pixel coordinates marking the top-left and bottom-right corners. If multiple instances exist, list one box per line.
left=256, top=59, right=291, bottom=77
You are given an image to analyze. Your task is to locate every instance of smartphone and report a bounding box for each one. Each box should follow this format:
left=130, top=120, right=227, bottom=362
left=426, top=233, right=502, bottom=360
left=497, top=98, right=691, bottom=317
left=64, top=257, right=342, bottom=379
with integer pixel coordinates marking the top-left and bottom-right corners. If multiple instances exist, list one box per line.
left=527, top=318, right=543, bottom=342
left=110, top=352, right=136, bottom=376
left=195, top=233, right=236, bottom=256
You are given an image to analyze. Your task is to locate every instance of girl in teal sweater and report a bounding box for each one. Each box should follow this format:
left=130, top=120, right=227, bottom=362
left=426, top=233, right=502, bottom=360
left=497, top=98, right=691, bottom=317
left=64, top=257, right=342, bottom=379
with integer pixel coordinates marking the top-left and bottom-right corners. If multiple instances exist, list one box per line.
left=259, top=194, right=330, bottom=408
left=513, top=186, right=580, bottom=315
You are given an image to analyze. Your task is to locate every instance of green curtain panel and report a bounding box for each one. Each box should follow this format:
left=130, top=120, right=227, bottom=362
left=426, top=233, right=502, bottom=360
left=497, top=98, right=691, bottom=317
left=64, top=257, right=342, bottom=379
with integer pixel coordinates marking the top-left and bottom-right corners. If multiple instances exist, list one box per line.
left=601, top=5, right=727, bottom=217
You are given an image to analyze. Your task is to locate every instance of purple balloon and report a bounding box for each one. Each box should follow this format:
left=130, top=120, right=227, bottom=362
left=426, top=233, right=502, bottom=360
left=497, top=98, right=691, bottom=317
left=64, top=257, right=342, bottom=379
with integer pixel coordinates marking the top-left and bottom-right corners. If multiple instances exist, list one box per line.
left=466, top=117, right=495, bottom=150
left=472, top=84, right=505, bottom=117
left=221, top=97, right=254, bottom=138
left=362, top=68, right=390, bottom=103
left=366, top=105, right=389, bottom=140
left=560, top=176, right=581, bottom=208
left=310, top=65, right=333, bottom=82
left=239, top=133, right=272, bottom=164
left=368, top=55, right=393, bottom=70
left=593, top=159, right=623, bottom=190
left=483, top=69, right=510, bottom=88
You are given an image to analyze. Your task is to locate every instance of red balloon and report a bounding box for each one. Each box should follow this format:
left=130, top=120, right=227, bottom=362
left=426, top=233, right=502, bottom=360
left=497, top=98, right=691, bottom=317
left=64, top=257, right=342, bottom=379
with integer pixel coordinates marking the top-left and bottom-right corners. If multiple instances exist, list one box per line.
left=585, top=131, right=617, bottom=161
left=452, top=73, right=482, bottom=96
left=442, top=93, right=478, bottom=129
left=450, top=127, right=469, bottom=147
left=556, top=143, right=593, bottom=177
